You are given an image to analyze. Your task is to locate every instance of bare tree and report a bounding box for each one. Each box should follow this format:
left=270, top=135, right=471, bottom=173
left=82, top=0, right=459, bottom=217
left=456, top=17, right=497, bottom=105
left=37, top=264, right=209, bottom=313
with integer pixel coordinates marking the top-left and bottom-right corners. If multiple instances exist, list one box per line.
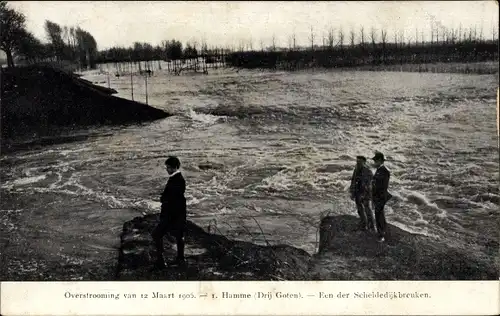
left=398, top=29, right=406, bottom=47
left=287, top=35, right=292, bottom=50
left=69, top=27, right=76, bottom=53
left=381, top=29, right=387, bottom=46
left=62, top=26, right=68, bottom=46
left=430, top=24, right=434, bottom=44
left=309, top=26, right=315, bottom=50
left=492, top=22, right=498, bottom=41
left=192, top=40, right=198, bottom=56
left=249, top=38, right=254, bottom=51
left=380, top=28, right=387, bottom=62
left=260, top=39, right=264, bottom=51
left=415, top=28, right=419, bottom=45
left=338, top=27, right=344, bottom=48
left=327, top=27, right=335, bottom=48
left=45, top=20, right=65, bottom=61
left=238, top=40, right=245, bottom=52
left=349, top=27, right=355, bottom=47
left=271, top=34, right=276, bottom=51
left=370, top=27, right=377, bottom=48
left=292, top=32, right=296, bottom=49
left=359, top=26, right=365, bottom=47
left=199, top=38, right=206, bottom=55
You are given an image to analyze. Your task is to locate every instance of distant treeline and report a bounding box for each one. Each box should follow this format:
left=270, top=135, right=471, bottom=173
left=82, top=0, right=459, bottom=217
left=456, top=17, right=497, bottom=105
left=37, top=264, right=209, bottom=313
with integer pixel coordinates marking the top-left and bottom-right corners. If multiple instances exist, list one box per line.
left=95, top=40, right=230, bottom=64
left=226, top=39, right=498, bottom=71
left=97, top=25, right=498, bottom=71
left=1, top=1, right=98, bottom=69
left=2, top=0, right=498, bottom=72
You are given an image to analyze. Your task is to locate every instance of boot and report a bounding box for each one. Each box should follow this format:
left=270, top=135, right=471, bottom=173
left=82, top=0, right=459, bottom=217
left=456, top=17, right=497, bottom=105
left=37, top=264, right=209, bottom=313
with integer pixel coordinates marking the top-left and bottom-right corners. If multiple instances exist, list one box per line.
left=154, top=253, right=166, bottom=270
left=168, top=256, right=186, bottom=267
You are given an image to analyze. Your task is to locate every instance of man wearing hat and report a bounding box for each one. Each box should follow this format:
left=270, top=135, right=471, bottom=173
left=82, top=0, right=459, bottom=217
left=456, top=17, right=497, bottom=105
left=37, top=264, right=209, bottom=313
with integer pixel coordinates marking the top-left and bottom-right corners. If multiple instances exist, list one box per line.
left=371, top=151, right=392, bottom=242
left=350, top=155, right=374, bottom=231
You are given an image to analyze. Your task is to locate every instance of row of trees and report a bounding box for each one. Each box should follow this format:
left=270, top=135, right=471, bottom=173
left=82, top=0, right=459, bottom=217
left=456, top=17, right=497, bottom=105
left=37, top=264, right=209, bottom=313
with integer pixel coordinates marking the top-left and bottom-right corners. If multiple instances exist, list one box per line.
left=43, top=20, right=98, bottom=68
left=95, top=39, right=228, bottom=64
left=226, top=41, right=497, bottom=71
left=224, top=23, right=498, bottom=70
left=234, top=23, right=498, bottom=53
left=96, top=41, right=180, bottom=64
left=97, top=22, right=497, bottom=66
left=2, top=0, right=498, bottom=69
left=1, top=1, right=98, bottom=68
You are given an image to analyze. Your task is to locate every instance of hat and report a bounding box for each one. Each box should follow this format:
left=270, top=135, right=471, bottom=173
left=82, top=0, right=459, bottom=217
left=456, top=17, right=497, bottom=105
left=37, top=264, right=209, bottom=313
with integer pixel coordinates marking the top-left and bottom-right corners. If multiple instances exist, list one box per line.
left=372, top=151, right=385, bottom=161
left=356, top=155, right=367, bottom=161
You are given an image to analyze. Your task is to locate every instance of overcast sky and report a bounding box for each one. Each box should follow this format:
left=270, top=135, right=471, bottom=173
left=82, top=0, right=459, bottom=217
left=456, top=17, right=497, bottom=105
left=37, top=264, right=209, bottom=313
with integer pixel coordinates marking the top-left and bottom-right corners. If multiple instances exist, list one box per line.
left=8, top=1, right=499, bottom=50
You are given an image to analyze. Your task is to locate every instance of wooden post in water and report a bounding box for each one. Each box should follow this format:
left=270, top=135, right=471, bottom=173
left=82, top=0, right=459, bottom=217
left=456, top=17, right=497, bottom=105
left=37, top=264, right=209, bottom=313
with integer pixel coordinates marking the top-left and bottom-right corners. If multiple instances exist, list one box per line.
left=107, top=63, right=110, bottom=88
left=130, top=57, right=134, bottom=101
left=144, top=73, right=148, bottom=105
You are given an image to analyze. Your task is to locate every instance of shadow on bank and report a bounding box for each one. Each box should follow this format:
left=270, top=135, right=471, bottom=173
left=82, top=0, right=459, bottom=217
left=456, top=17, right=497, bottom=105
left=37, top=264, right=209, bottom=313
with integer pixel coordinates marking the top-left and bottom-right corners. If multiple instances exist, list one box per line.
left=0, top=65, right=170, bottom=154
left=116, top=214, right=498, bottom=281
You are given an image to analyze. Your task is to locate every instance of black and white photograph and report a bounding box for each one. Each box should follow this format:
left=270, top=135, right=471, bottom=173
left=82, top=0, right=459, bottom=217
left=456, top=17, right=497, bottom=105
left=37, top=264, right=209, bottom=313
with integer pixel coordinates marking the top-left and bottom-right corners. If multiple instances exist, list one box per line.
left=1, top=0, right=499, bottom=285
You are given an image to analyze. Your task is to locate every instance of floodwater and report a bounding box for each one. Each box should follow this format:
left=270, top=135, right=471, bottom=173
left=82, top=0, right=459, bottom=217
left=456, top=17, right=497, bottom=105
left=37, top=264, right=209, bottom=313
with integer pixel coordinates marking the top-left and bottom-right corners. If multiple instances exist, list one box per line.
left=1, top=65, right=498, bottom=280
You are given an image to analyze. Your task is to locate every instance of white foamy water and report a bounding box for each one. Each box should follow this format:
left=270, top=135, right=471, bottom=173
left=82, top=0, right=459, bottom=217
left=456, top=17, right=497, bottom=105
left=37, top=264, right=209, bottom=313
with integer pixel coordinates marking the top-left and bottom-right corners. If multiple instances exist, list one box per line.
left=1, top=68, right=498, bottom=280
left=2, top=175, right=47, bottom=188
left=187, top=109, right=227, bottom=125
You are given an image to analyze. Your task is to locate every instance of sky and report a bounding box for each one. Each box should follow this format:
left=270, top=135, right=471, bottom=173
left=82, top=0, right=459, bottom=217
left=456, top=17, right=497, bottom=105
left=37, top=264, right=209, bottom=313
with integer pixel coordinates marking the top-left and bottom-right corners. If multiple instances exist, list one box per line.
left=8, top=1, right=500, bottom=50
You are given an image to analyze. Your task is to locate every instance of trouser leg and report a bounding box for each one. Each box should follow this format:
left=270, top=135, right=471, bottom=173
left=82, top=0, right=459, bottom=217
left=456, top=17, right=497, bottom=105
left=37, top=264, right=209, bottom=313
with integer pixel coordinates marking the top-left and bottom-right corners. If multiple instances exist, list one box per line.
left=363, top=199, right=375, bottom=229
left=175, top=230, right=185, bottom=260
left=151, top=223, right=166, bottom=262
left=374, top=201, right=387, bottom=238
left=355, top=196, right=367, bottom=228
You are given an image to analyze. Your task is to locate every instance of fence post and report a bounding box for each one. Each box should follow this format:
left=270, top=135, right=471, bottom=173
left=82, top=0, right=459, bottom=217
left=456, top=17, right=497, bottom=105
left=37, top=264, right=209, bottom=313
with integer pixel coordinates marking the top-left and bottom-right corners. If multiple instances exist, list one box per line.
left=145, top=73, right=148, bottom=105
left=130, top=59, right=134, bottom=101
left=106, top=63, right=110, bottom=88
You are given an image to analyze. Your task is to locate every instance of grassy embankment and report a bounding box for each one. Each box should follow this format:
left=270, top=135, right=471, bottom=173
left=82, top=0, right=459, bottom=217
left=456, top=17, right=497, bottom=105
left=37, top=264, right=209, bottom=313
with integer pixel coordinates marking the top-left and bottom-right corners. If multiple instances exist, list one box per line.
left=0, top=65, right=170, bottom=153
left=116, top=213, right=498, bottom=281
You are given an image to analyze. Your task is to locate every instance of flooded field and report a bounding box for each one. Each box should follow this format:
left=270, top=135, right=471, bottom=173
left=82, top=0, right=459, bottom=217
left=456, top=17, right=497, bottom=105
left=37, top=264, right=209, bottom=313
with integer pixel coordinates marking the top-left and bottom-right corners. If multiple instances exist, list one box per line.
left=1, top=67, right=498, bottom=280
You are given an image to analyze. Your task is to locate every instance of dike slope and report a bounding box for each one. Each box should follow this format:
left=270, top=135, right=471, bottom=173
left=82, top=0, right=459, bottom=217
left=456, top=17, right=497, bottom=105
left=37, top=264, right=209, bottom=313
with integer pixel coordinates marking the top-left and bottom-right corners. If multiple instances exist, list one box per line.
left=1, top=65, right=170, bottom=151
left=310, top=215, right=498, bottom=280
left=116, top=214, right=498, bottom=280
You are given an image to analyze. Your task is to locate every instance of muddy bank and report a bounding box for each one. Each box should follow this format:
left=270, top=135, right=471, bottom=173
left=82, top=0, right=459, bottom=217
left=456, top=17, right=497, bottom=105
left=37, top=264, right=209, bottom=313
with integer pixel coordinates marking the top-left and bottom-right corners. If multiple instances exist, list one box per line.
left=311, top=215, right=499, bottom=280
left=116, top=214, right=311, bottom=280
left=0, top=65, right=170, bottom=153
left=117, top=214, right=498, bottom=280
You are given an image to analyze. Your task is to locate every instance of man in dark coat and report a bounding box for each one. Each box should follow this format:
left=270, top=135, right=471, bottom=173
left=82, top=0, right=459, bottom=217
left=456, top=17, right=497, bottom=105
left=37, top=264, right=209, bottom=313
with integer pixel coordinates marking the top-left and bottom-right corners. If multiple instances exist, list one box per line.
left=371, top=151, right=392, bottom=242
left=350, top=156, right=374, bottom=231
left=151, top=156, right=187, bottom=268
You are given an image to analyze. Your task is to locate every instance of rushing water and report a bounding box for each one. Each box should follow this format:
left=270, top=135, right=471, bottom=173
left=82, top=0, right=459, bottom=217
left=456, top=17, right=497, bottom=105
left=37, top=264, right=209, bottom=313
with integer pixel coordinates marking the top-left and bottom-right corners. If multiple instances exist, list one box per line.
left=1, top=67, right=498, bottom=280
